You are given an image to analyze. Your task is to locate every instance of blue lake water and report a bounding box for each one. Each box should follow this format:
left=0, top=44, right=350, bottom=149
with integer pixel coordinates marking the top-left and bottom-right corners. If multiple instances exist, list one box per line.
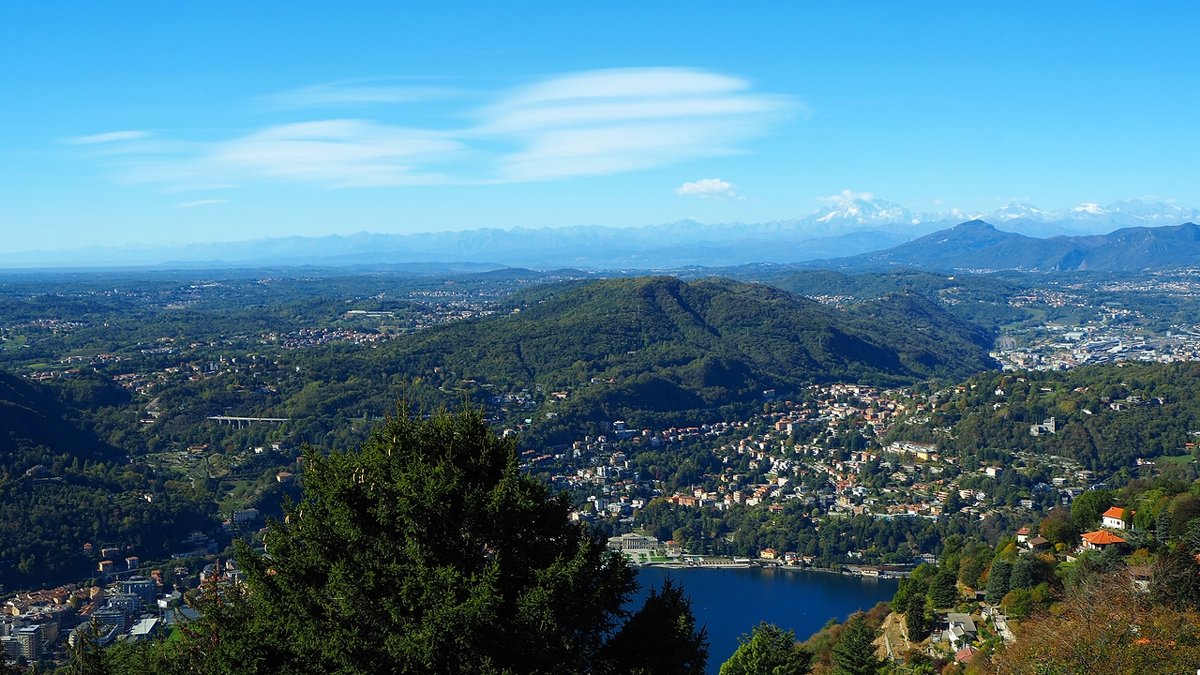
left=632, top=566, right=898, bottom=674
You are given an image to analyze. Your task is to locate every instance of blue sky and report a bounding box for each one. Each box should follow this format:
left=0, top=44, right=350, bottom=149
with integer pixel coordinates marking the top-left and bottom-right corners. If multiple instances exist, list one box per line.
left=3, top=2, right=1198, bottom=251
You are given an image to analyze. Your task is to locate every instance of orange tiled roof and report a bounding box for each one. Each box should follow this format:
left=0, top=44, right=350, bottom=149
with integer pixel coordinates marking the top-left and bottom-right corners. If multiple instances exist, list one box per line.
left=1082, top=530, right=1127, bottom=545
left=1102, top=506, right=1129, bottom=520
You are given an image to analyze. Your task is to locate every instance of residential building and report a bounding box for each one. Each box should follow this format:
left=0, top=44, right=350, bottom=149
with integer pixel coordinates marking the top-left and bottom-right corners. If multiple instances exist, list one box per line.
left=1, top=636, right=20, bottom=661
left=107, top=593, right=141, bottom=614
left=14, top=625, right=42, bottom=661
left=942, top=613, right=977, bottom=650
left=1080, top=530, right=1126, bottom=551
left=92, top=607, right=129, bottom=633
left=122, top=577, right=157, bottom=606
left=1101, top=506, right=1132, bottom=530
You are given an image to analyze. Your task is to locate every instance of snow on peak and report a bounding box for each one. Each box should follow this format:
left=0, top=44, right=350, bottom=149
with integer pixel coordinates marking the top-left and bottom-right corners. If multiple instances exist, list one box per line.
left=795, top=194, right=1197, bottom=236
left=990, top=203, right=1053, bottom=221
left=808, top=192, right=914, bottom=227
left=1072, top=203, right=1107, bottom=215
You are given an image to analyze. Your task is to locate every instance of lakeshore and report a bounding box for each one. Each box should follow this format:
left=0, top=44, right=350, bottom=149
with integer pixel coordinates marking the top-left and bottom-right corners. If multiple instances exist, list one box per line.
left=641, top=557, right=913, bottom=578
left=632, top=565, right=899, bottom=674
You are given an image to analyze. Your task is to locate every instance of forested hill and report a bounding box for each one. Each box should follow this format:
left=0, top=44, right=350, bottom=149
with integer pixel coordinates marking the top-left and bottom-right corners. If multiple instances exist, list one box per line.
left=758, top=268, right=1034, bottom=331
left=0, top=370, right=122, bottom=471
left=886, top=362, right=1200, bottom=472
left=321, top=276, right=996, bottom=433
left=813, top=220, right=1200, bottom=272
left=0, top=372, right=214, bottom=589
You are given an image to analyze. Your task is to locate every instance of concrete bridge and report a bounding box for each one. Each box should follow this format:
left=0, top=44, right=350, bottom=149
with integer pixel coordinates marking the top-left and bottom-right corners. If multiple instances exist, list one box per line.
left=207, top=415, right=290, bottom=428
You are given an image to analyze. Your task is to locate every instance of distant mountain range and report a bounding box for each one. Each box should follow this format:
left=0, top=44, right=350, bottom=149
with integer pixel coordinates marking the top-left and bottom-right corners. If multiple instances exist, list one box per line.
left=3, top=194, right=1198, bottom=270
left=733, top=194, right=1200, bottom=239
left=816, top=220, right=1200, bottom=272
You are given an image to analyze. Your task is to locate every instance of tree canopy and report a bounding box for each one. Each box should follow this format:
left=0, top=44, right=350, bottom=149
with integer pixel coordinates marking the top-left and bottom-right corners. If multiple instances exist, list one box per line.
left=719, top=622, right=811, bottom=675
left=153, top=406, right=705, bottom=674
left=831, top=612, right=881, bottom=675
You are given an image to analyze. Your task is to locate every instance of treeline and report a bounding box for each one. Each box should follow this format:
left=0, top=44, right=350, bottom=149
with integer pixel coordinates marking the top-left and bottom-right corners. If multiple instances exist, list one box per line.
left=635, top=499, right=1014, bottom=565
left=888, top=362, right=1200, bottom=472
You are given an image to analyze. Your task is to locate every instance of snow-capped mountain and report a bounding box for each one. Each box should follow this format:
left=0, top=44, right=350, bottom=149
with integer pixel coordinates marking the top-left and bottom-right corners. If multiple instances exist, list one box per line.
left=1068, top=199, right=1200, bottom=227
left=989, top=202, right=1057, bottom=223
left=808, top=194, right=918, bottom=227
left=4, top=193, right=1195, bottom=270
left=980, top=199, right=1200, bottom=236
left=780, top=195, right=1198, bottom=239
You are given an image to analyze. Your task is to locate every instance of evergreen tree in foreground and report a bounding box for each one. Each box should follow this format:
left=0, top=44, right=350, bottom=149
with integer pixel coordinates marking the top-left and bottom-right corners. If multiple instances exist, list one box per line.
left=603, top=578, right=709, bottom=675
left=903, top=594, right=929, bottom=641
left=162, top=406, right=706, bottom=674
left=831, top=612, right=881, bottom=675
left=719, top=622, right=811, bottom=675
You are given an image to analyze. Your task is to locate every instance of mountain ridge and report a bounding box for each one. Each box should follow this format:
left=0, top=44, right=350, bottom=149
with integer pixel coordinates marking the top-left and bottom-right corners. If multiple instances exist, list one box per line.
left=813, top=220, right=1200, bottom=272
left=5, top=196, right=1197, bottom=271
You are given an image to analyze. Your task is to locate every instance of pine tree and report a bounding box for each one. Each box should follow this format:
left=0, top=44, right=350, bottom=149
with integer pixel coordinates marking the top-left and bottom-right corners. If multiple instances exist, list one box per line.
left=164, top=406, right=706, bottom=674
left=927, top=566, right=959, bottom=608
left=720, top=622, right=811, bottom=675
left=62, top=619, right=109, bottom=675
left=1009, top=555, right=1036, bottom=590
left=1156, top=508, right=1174, bottom=541
left=831, top=612, right=881, bottom=675
left=904, top=594, right=930, bottom=641
left=1185, top=519, right=1200, bottom=554
left=604, top=578, right=709, bottom=675
left=986, top=559, right=1013, bottom=603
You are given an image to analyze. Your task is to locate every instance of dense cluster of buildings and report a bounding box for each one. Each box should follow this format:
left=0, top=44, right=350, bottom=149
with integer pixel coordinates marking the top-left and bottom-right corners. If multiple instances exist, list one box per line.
left=0, top=556, right=246, bottom=668
left=2, top=576, right=161, bottom=664
left=995, top=321, right=1200, bottom=371
left=534, top=381, right=1116, bottom=566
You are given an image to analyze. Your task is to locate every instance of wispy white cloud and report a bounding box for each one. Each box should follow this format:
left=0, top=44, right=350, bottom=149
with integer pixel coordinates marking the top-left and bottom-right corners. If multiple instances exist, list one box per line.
left=65, top=130, right=151, bottom=145
left=261, top=80, right=461, bottom=109
left=178, top=199, right=228, bottom=208
left=114, top=120, right=464, bottom=188
left=675, top=178, right=742, bottom=199
left=71, top=67, right=798, bottom=189
left=205, top=120, right=464, bottom=187
left=482, top=68, right=793, bottom=181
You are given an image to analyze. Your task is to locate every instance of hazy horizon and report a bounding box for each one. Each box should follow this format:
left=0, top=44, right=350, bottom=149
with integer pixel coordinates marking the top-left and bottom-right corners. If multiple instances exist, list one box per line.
left=4, top=3, right=1198, bottom=253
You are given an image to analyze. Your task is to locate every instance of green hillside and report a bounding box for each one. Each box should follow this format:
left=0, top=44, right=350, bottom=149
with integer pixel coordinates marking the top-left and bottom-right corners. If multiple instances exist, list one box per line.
left=0, top=371, right=214, bottom=589
left=759, top=268, right=1034, bottom=331
left=887, top=362, right=1200, bottom=472
left=321, top=276, right=997, bottom=434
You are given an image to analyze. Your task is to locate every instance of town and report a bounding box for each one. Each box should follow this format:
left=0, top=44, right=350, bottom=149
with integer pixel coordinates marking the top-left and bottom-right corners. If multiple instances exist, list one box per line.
left=5, top=268, right=1200, bottom=670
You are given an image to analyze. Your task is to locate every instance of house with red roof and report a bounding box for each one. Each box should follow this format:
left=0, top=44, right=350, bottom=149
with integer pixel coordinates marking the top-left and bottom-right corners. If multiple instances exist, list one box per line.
left=955, top=646, right=979, bottom=664
left=1101, top=506, right=1133, bottom=530
left=1080, top=530, right=1127, bottom=551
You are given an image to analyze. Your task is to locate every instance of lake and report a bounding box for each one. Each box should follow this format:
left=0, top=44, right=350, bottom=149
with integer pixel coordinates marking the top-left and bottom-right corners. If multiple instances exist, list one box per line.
left=632, top=566, right=899, bottom=673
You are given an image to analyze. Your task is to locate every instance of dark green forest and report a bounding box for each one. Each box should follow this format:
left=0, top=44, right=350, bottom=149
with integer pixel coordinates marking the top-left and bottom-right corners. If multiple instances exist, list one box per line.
left=0, top=372, right=215, bottom=588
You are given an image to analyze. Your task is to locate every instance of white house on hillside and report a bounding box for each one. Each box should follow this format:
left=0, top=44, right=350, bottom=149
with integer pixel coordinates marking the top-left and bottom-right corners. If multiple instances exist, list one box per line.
left=1101, top=506, right=1132, bottom=530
